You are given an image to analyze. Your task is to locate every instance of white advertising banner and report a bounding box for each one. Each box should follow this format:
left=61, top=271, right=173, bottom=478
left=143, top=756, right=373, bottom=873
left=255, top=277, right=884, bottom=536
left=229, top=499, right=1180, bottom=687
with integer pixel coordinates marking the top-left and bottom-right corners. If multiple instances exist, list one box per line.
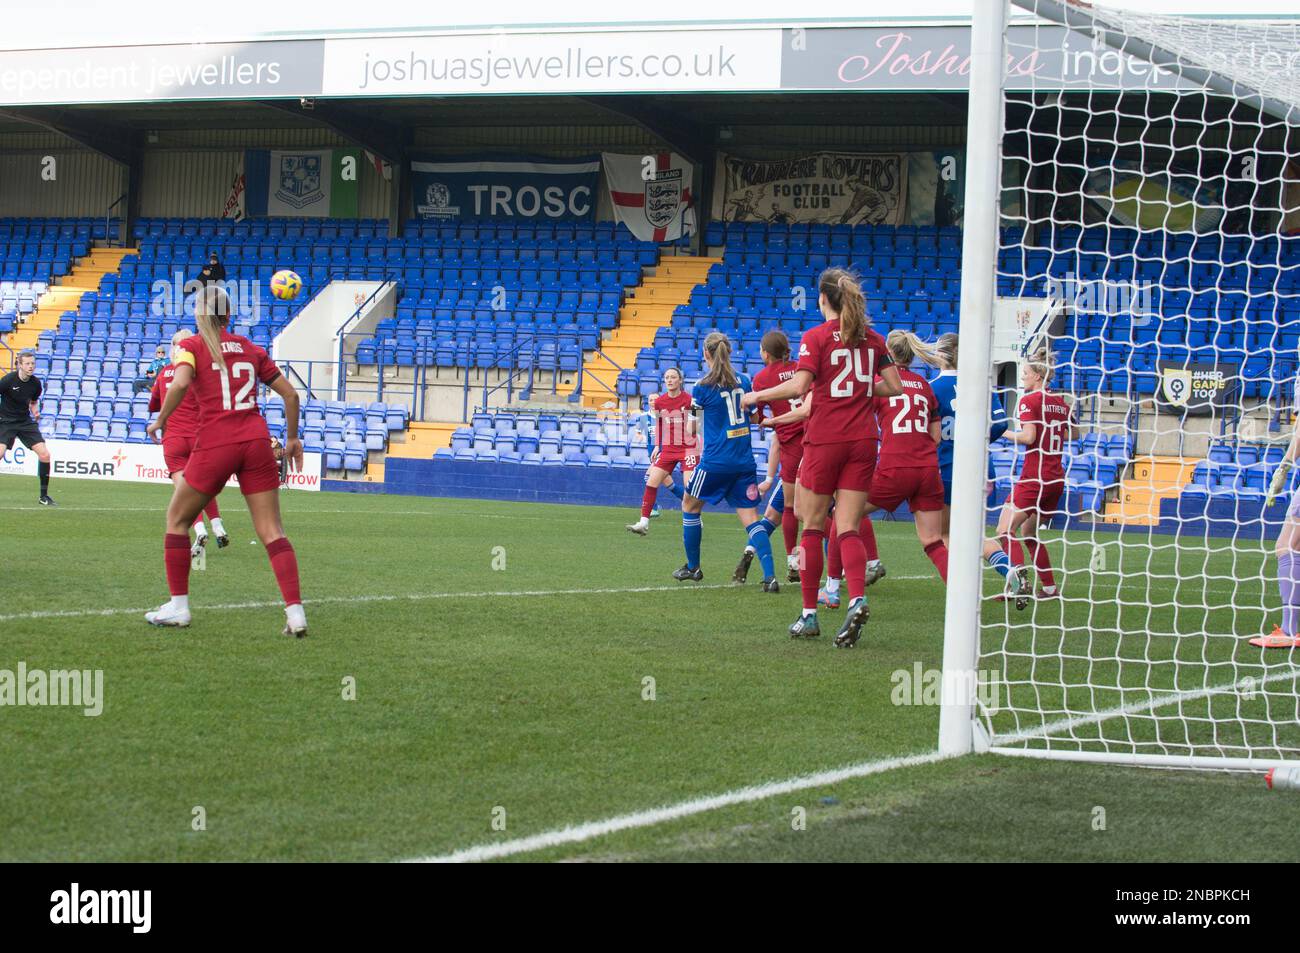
left=321, top=30, right=782, bottom=96
left=0, top=440, right=323, bottom=491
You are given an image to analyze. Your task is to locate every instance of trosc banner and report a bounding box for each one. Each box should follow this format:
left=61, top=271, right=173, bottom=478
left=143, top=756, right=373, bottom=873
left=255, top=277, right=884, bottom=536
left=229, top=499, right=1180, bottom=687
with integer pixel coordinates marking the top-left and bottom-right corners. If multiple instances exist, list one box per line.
left=410, top=157, right=599, bottom=221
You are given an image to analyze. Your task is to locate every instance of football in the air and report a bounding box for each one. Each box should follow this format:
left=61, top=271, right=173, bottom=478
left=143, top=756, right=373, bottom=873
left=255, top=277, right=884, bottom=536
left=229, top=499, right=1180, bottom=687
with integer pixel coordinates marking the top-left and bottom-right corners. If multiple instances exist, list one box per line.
left=269, top=269, right=302, bottom=300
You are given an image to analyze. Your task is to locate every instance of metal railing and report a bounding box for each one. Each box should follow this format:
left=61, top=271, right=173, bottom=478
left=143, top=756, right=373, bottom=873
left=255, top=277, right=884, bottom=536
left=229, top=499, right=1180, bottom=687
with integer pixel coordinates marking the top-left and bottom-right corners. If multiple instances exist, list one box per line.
left=469, top=338, right=538, bottom=418
left=568, top=347, right=628, bottom=411
left=105, top=194, right=127, bottom=248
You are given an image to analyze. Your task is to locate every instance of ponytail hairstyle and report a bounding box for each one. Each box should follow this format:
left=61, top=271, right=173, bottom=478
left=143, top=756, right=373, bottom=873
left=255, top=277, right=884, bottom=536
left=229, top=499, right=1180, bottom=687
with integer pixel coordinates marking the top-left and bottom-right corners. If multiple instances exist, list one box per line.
left=1025, top=348, right=1054, bottom=386
left=935, top=332, right=959, bottom=371
left=195, top=285, right=232, bottom=385
left=818, top=267, right=868, bottom=347
left=759, top=329, right=790, bottom=364
left=886, top=329, right=943, bottom=369
left=699, top=331, right=739, bottom=391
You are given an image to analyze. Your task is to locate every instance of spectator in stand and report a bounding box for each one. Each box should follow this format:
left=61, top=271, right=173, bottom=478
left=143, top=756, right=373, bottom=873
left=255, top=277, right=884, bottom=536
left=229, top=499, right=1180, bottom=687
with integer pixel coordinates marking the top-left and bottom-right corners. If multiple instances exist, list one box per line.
left=198, top=252, right=226, bottom=287
left=134, top=344, right=169, bottom=394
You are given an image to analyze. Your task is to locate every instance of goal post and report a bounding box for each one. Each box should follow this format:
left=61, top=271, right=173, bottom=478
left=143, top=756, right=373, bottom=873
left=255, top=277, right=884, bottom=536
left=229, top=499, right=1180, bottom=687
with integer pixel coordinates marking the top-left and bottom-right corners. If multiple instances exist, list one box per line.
left=941, top=0, right=1300, bottom=770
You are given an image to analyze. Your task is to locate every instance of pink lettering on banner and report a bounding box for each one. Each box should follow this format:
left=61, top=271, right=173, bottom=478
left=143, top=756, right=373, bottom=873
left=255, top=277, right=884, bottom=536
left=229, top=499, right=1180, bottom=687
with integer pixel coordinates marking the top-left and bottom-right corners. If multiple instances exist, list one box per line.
left=837, top=31, right=1045, bottom=85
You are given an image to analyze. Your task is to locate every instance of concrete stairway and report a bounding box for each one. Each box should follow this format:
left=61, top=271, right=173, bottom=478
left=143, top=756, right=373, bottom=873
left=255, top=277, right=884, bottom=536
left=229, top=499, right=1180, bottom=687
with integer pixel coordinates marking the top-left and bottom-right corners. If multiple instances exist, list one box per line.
left=1101, top=456, right=1199, bottom=526
left=5, top=247, right=135, bottom=366
left=563, top=256, right=719, bottom=410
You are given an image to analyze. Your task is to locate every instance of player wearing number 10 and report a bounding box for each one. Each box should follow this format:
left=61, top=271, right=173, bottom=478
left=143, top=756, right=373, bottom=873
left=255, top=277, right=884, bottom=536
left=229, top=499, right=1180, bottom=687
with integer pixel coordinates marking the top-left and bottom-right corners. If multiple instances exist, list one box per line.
left=672, top=331, right=779, bottom=591
left=145, top=286, right=308, bottom=636
left=743, top=268, right=902, bottom=647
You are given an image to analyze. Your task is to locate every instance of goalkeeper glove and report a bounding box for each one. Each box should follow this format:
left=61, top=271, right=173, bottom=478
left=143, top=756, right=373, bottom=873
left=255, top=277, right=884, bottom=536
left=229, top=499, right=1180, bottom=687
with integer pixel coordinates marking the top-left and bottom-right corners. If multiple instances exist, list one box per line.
left=1266, top=459, right=1292, bottom=508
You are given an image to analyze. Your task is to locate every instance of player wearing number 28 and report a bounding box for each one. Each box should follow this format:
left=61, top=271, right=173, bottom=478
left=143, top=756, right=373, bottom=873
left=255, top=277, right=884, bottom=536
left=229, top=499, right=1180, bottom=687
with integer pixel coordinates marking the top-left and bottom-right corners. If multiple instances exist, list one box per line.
left=743, top=268, right=902, bottom=648
left=145, top=286, right=308, bottom=636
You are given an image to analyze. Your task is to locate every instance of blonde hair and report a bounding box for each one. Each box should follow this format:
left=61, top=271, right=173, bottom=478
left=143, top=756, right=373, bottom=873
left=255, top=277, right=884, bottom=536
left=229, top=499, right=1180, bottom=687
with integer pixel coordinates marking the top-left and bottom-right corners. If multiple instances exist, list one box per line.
left=819, top=267, right=868, bottom=347
left=170, top=329, right=191, bottom=363
left=886, top=329, right=943, bottom=368
left=195, top=285, right=232, bottom=383
left=699, top=331, right=739, bottom=391
left=935, top=332, right=958, bottom=371
left=1025, top=348, right=1054, bottom=384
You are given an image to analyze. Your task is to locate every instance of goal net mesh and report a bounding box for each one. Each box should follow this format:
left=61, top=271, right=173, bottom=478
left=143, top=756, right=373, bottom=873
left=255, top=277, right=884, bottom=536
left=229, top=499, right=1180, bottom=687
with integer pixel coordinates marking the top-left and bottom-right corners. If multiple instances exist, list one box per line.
left=978, top=0, right=1300, bottom=765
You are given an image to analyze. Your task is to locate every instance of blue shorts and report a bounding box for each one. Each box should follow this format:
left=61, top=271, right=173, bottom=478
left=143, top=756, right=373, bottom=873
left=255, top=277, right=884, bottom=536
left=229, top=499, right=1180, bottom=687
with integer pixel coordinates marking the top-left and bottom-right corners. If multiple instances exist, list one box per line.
left=686, top=465, right=761, bottom=509
left=766, top=480, right=785, bottom=514
left=940, top=464, right=954, bottom=506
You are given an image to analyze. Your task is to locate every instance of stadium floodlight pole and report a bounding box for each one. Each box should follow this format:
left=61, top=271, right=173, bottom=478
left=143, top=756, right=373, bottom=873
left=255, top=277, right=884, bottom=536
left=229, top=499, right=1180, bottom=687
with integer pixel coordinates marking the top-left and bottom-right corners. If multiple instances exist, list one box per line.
left=938, top=0, right=1009, bottom=758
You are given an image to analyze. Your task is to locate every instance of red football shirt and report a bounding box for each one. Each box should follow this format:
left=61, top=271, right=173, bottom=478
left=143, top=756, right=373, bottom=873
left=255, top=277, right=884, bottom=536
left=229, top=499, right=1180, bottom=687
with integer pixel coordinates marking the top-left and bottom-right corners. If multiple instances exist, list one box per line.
left=795, top=318, right=893, bottom=446
left=1017, top=388, right=1071, bottom=482
left=652, top=391, right=694, bottom=451
left=751, top=360, right=806, bottom=448
left=873, top=368, right=938, bottom=469
left=148, top=364, right=202, bottom=441
left=175, top=331, right=281, bottom=449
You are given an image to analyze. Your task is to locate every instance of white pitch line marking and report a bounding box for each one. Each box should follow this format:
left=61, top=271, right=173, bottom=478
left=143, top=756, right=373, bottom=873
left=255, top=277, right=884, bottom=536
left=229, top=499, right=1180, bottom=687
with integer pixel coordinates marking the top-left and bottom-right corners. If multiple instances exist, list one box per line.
left=0, top=583, right=740, bottom=623
left=407, top=750, right=950, bottom=864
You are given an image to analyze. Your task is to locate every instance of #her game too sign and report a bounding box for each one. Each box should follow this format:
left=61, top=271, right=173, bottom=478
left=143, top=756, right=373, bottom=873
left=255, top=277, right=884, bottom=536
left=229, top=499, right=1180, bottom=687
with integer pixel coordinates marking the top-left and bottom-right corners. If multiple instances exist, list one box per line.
left=0, top=440, right=323, bottom=490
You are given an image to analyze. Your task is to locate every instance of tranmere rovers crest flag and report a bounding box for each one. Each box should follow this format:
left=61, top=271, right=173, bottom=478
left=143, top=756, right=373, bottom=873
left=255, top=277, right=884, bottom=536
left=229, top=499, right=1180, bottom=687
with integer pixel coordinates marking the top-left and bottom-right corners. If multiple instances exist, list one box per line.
left=244, top=149, right=360, bottom=218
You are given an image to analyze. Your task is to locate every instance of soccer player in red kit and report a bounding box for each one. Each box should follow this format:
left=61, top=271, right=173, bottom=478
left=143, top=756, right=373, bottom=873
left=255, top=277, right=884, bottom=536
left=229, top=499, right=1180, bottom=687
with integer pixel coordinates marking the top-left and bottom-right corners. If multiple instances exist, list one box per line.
left=870, top=331, right=949, bottom=582
left=627, top=367, right=694, bottom=535
left=743, top=268, right=902, bottom=647
left=150, top=329, right=228, bottom=555
left=144, top=286, right=308, bottom=636
left=983, top=350, right=1075, bottom=608
left=737, top=329, right=805, bottom=583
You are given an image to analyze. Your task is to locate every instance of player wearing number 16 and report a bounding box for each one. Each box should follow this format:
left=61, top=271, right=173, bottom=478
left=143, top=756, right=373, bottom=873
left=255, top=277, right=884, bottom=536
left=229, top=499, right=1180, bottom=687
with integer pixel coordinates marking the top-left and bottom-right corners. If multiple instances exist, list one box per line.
left=742, top=268, right=902, bottom=647
left=144, top=286, right=308, bottom=636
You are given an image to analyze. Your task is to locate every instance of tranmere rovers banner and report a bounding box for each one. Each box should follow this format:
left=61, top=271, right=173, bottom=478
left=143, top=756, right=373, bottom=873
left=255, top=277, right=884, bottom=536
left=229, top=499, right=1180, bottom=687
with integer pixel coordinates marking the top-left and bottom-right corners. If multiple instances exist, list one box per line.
left=0, top=440, right=323, bottom=490
left=244, top=148, right=360, bottom=218
left=720, top=151, right=907, bottom=226
left=604, top=152, right=694, bottom=242
left=1156, top=361, right=1239, bottom=417
left=410, top=156, right=599, bottom=220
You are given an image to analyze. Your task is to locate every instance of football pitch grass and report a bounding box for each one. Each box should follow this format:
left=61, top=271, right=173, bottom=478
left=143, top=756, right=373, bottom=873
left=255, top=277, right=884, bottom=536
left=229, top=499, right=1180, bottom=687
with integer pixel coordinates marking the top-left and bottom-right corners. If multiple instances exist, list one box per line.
left=1, top=477, right=1297, bottom=862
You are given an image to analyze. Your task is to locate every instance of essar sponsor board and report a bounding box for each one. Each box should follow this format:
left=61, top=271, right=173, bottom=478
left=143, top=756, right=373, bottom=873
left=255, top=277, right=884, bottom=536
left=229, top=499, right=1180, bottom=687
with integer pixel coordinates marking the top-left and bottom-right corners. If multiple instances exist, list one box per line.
left=0, top=440, right=322, bottom=490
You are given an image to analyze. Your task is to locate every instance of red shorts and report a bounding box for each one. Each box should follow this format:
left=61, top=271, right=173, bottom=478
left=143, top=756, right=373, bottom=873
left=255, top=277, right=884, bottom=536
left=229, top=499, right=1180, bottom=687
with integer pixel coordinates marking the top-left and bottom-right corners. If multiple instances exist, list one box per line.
left=162, top=434, right=196, bottom=476
left=779, top=439, right=804, bottom=485
left=1012, top=479, right=1065, bottom=516
left=798, top=440, right=877, bottom=495
left=184, top=438, right=281, bottom=496
left=652, top=447, right=697, bottom=474
left=870, top=466, right=946, bottom=514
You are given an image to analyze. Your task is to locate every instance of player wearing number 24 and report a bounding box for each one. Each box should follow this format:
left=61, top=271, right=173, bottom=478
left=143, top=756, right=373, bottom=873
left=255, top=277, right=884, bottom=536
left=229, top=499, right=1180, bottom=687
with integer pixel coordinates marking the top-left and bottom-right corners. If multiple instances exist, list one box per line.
left=145, top=286, right=308, bottom=637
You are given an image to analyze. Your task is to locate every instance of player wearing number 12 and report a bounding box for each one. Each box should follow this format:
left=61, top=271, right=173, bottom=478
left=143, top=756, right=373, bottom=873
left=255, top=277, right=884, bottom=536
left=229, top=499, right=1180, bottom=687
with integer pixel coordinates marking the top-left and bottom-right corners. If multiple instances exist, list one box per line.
left=145, top=286, right=308, bottom=636
left=984, top=351, right=1074, bottom=608
left=743, top=268, right=902, bottom=647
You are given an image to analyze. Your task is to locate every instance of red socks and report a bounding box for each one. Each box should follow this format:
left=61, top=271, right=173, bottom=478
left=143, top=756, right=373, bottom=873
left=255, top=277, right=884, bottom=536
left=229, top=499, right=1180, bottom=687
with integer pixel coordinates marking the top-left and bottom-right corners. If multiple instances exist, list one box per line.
left=860, top=515, right=879, bottom=562
left=798, top=529, right=825, bottom=611
left=1024, top=538, right=1056, bottom=589
left=204, top=499, right=221, bottom=520
left=781, top=507, right=799, bottom=556
left=640, top=485, right=658, bottom=519
left=266, top=538, right=302, bottom=606
left=924, top=539, right=949, bottom=583
left=839, top=529, right=866, bottom=602
left=164, top=533, right=191, bottom=596
left=826, top=522, right=843, bottom=580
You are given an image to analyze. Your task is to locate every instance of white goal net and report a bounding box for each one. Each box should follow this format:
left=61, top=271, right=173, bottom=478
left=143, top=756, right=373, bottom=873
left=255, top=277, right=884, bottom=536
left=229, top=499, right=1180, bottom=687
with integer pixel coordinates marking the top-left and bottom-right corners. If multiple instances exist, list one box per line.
left=952, top=0, right=1300, bottom=769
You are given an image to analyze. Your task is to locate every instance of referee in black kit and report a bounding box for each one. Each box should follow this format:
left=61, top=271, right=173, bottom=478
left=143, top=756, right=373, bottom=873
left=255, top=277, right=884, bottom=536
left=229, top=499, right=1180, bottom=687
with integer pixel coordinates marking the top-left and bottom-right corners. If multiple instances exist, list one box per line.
left=0, top=349, right=55, bottom=505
